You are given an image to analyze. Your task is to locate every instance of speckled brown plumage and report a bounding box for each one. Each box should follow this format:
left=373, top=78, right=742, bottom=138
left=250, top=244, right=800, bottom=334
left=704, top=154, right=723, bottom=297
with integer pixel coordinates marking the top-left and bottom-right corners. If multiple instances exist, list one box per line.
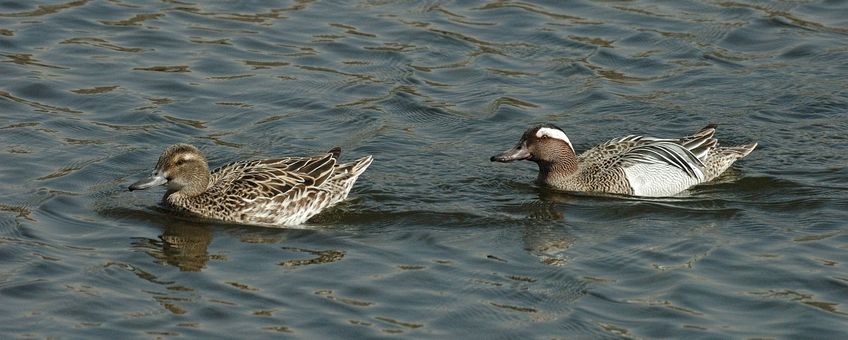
left=129, top=144, right=372, bottom=226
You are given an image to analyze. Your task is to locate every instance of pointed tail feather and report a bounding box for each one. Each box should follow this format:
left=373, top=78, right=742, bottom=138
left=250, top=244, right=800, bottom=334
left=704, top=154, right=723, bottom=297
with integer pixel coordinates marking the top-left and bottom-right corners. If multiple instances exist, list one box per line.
left=697, top=124, right=718, bottom=135
left=332, top=155, right=373, bottom=179
left=327, top=147, right=342, bottom=159
left=726, top=143, right=757, bottom=158
left=702, top=142, right=756, bottom=181
left=325, top=155, right=372, bottom=203
left=349, top=155, right=373, bottom=177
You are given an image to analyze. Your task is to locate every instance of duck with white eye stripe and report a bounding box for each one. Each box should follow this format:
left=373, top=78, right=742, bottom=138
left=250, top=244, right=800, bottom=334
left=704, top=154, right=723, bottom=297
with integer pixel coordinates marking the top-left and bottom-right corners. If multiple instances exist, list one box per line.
left=490, top=124, right=757, bottom=197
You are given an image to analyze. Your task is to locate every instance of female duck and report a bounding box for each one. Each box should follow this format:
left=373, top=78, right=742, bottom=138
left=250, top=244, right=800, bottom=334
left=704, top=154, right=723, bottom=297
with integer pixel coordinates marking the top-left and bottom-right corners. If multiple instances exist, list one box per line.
left=491, top=124, right=756, bottom=197
left=129, top=144, right=372, bottom=226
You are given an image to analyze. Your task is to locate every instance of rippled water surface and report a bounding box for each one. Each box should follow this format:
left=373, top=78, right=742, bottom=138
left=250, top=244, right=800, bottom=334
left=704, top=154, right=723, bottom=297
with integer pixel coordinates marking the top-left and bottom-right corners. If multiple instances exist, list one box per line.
left=2, top=0, right=847, bottom=338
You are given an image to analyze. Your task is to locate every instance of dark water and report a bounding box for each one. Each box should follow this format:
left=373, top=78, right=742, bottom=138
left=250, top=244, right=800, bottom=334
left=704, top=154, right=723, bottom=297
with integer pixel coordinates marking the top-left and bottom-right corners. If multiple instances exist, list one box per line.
left=2, top=0, right=847, bottom=338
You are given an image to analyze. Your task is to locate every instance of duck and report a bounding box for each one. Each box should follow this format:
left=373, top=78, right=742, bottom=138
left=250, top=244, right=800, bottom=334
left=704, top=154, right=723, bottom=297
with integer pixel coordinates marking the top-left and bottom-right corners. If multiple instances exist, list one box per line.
left=490, top=124, right=756, bottom=197
left=129, top=144, right=372, bottom=226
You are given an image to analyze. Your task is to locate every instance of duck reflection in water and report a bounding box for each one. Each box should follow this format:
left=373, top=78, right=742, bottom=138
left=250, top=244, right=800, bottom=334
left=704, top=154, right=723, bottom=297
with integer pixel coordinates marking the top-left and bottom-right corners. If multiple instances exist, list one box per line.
left=505, top=190, right=575, bottom=266
left=139, top=222, right=214, bottom=272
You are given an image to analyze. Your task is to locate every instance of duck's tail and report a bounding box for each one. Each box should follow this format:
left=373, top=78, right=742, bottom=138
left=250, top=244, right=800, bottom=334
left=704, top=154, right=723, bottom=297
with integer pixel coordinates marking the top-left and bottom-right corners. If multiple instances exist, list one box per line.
left=326, top=146, right=372, bottom=178
left=704, top=142, right=757, bottom=181
left=324, top=154, right=373, bottom=203
left=339, top=155, right=373, bottom=179
left=723, top=142, right=758, bottom=158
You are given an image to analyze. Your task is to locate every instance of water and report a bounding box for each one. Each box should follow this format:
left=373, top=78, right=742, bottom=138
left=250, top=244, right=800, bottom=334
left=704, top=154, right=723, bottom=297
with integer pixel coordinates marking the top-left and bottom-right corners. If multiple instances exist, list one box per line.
left=1, top=0, right=847, bottom=338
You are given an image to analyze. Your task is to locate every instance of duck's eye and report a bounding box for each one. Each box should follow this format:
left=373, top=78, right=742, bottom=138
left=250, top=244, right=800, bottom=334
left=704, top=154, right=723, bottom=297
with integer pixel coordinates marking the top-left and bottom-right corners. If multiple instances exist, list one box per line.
left=175, top=159, right=186, bottom=166
left=540, top=134, right=549, bottom=139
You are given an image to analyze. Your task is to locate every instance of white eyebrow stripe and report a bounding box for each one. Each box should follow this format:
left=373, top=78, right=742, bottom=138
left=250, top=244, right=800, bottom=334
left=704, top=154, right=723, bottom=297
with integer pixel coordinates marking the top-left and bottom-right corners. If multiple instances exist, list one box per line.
left=536, top=127, right=575, bottom=153
left=179, top=153, right=200, bottom=161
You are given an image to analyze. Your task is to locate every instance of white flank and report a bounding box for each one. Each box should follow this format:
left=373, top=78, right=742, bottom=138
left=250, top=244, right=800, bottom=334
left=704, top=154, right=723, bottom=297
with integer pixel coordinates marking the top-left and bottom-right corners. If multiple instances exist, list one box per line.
left=536, top=127, right=575, bottom=154
left=623, top=163, right=702, bottom=197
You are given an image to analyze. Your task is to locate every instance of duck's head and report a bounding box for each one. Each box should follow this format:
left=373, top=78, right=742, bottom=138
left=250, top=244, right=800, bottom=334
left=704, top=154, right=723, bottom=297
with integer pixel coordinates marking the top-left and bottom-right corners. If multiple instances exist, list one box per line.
left=129, top=144, right=210, bottom=197
left=490, top=124, right=576, bottom=164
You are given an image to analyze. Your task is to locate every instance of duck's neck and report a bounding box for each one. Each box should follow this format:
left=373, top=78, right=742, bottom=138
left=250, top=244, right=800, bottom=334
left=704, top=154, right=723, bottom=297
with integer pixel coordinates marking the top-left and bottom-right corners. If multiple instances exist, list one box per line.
left=536, top=150, right=579, bottom=185
left=537, top=159, right=577, bottom=178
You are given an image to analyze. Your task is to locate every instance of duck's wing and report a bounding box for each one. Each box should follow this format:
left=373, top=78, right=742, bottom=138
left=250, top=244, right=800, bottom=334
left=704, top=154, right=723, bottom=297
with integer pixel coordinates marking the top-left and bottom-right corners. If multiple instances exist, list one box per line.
left=209, top=151, right=338, bottom=201
left=609, top=139, right=707, bottom=196
left=581, top=128, right=719, bottom=196
left=618, top=141, right=706, bottom=180
left=579, top=135, right=656, bottom=167
left=586, top=131, right=709, bottom=178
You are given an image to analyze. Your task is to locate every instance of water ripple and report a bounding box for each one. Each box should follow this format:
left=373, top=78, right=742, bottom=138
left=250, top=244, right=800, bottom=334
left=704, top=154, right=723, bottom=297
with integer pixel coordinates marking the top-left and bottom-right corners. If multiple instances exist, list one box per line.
left=1, top=0, right=847, bottom=338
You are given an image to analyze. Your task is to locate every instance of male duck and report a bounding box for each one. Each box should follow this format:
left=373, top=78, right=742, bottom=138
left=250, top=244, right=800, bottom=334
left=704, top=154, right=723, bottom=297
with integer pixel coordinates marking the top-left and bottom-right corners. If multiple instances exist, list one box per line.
left=491, top=124, right=756, bottom=197
left=129, top=144, right=372, bottom=226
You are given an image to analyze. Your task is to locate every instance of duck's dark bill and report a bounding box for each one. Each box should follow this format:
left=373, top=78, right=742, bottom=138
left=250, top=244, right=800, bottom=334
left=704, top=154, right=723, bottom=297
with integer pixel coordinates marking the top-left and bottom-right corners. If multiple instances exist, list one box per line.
left=490, top=144, right=531, bottom=163
left=129, top=175, right=167, bottom=191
